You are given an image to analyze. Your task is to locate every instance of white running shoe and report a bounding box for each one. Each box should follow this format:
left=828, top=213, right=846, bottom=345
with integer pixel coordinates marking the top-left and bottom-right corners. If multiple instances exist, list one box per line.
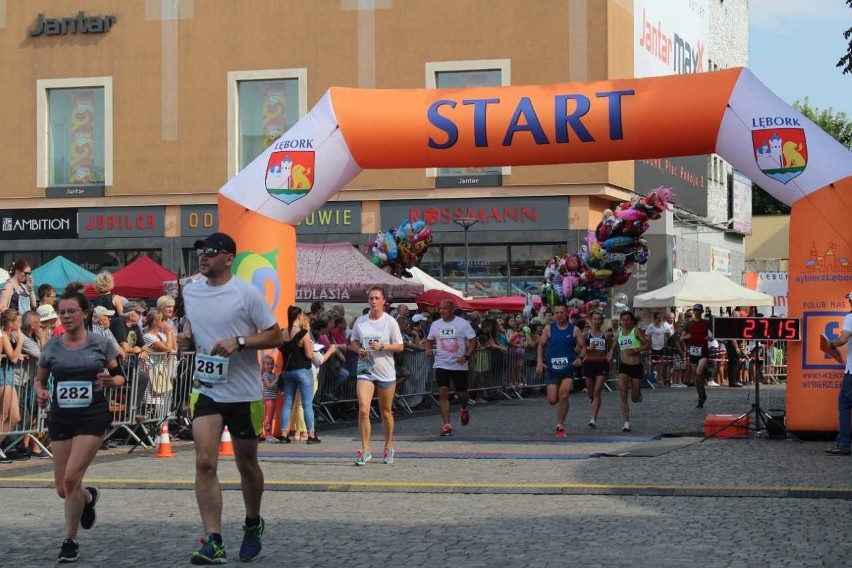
left=588, top=418, right=596, bottom=428
left=622, top=421, right=631, bottom=432
left=265, top=436, right=280, bottom=444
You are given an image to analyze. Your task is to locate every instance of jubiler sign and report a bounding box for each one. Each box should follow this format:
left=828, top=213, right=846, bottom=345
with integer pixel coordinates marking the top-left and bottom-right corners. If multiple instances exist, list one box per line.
left=28, top=12, right=117, bottom=37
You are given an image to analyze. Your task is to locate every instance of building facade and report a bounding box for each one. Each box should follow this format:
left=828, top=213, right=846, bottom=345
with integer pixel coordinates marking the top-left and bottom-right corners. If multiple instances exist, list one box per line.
left=0, top=0, right=749, bottom=297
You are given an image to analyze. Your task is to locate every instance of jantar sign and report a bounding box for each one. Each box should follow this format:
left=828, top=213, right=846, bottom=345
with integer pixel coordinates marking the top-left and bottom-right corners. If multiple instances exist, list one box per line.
left=28, top=12, right=117, bottom=37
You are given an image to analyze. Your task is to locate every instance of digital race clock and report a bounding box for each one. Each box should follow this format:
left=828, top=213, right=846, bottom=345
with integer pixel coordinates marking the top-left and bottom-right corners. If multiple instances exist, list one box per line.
left=712, top=317, right=800, bottom=341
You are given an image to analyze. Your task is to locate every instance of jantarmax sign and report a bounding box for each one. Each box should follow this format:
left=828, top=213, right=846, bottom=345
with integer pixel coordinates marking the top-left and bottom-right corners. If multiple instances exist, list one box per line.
left=28, top=12, right=117, bottom=37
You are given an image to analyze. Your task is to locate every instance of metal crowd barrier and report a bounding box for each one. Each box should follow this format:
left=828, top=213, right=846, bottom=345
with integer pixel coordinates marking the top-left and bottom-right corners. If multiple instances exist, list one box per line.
left=314, top=347, right=526, bottom=423
left=110, top=351, right=194, bottom=449
left=0, top=358, right=50, bottom=457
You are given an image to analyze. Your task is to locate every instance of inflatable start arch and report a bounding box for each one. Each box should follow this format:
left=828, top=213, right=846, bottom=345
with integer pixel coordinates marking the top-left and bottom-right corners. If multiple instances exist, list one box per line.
left=218, top=67, right=852, bottom=433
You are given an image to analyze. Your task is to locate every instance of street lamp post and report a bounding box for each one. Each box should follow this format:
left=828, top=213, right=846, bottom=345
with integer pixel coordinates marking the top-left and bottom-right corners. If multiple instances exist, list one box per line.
left=453, top=216, right=480, bottom=296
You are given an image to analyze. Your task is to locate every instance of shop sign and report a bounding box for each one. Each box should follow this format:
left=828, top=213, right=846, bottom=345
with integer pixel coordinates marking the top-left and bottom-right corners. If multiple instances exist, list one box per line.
left=78, top=206, right=164, bottom=238
left=380, top=197, right=567, bottom=232
left=46, top=185, right=106, bottom=199
left=180, top=205, right=218, bottom=237
left=297, top=202, right=361, bottom=234
left=28, top=12, right=117, bottom=37
left=180, top=202, right=362, bottom=237
left=0, top=208, right=78, bottom=240
left=435, top=173, right=503, bottom=188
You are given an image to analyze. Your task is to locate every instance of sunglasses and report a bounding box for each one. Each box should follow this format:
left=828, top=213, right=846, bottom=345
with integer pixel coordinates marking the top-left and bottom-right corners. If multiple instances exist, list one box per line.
left=195, top=247, right=230, bottom=257
left=22, top=271, right=31, bottom=276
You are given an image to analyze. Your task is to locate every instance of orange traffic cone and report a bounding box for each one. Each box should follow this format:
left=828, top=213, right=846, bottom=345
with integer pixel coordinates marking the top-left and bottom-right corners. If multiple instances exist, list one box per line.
left=153, top=422, right=176, bottom=458
left=218, top=426, right=234, bottom=457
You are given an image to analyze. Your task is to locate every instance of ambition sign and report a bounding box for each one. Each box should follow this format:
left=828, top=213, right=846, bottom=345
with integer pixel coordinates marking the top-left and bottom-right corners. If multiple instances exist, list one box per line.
left=28, top=12, right=117, bottom=37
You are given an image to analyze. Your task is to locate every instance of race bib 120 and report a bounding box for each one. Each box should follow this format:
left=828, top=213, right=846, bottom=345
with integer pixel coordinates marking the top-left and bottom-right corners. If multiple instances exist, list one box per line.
left=56, top=381, right=93, bottom=408
left=194, top=353, right=229, bottom=383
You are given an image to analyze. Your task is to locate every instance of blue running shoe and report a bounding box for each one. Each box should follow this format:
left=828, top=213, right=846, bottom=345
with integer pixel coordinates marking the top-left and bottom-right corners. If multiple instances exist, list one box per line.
left=191, top=533, right=227, bottom=565
left=239, top=517, right=264, bottom=562
left=355, top=450, right=372, bottom=466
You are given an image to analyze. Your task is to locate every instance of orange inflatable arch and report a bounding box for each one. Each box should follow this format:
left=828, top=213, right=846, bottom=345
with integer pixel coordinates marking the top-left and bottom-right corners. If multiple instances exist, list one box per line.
left=218, top=67, right=851, bottom=433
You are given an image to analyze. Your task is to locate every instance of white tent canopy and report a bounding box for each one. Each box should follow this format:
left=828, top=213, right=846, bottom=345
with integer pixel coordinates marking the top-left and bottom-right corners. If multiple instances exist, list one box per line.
left=633, top=272, right=774, bottom=308
left=403, top=267, right=469, bottom=299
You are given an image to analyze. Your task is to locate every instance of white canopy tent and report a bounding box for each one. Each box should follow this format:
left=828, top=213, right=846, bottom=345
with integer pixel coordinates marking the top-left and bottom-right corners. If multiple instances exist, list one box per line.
left=633, top=272, right=774, bottom=308
left=403, top=267, right=469, bottom=299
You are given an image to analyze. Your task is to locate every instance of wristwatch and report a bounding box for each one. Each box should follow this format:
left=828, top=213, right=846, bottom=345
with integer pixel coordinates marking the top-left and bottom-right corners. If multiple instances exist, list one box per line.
left=236, top=336, right=246, bottom=351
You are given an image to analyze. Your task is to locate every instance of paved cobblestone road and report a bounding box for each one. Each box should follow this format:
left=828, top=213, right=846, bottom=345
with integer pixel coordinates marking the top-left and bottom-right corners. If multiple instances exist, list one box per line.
left=2, top=385, right=851, bottom=567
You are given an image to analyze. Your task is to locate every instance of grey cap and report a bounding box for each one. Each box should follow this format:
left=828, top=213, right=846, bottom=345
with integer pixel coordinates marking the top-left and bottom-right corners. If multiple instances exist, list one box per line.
left=123, top=301, right=144, bottom=315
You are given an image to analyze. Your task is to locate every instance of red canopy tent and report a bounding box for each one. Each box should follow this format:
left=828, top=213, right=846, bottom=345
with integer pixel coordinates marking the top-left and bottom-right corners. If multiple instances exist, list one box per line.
left=415, top=289, right=473, bottom=311
left=85, top=256, right=178, bottom=299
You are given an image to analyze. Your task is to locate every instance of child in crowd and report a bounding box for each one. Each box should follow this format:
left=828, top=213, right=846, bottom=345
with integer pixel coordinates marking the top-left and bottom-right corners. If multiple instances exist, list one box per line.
left=260, top=355, right=279, bottom=442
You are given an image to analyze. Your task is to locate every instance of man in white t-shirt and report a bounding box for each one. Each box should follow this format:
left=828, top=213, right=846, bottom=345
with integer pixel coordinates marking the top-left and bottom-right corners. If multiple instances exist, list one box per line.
left=826, top=291, right=852, bottom=456
left=426, top=299, right=477, bottom=436
left=645, top=312, right=671, bottom=387
left=349, top=287, right=404, bottom=465
left=181, top=232, right=281, bottom=564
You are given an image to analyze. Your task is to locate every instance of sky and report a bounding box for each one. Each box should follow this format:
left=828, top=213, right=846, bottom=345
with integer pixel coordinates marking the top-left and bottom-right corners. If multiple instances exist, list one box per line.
left=749, top=0, right=852, bottom=118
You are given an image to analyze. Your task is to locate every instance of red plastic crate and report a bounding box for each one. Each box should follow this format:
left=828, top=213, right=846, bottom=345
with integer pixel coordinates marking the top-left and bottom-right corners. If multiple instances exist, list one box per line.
left=704, top=414, right=750, bottom=438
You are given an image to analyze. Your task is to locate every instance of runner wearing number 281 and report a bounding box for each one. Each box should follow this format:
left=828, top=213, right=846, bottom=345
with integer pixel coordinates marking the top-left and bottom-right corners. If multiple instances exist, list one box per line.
left=182, top=232, right=281, bottom=565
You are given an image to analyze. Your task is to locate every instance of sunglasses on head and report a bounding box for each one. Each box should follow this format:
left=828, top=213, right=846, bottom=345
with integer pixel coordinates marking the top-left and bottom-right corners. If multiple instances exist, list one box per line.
left=195, top=247, right=230, bottom=257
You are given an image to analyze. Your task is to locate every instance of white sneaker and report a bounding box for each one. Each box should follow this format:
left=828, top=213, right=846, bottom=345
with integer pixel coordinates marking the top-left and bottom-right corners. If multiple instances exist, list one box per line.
left=588, top=418, right=596, bottom=428
left=707, top=381, right=720, bottom=387
left=622, top=421, right=631, bottom=432
left=265, top=436, right=280, bottom=444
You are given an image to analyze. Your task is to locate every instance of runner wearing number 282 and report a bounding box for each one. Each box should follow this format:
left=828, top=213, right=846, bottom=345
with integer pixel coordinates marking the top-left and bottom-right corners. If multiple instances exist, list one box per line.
left=35, top=289, right=126, bottom=563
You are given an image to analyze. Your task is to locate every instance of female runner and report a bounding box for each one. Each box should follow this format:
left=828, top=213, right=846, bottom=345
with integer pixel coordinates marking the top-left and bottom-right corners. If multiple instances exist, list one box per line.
left=35, top=289, right=124, bottom=563
left=581, top=310, right=610, bottom=428
left=607, top=311, right=650, bottom=432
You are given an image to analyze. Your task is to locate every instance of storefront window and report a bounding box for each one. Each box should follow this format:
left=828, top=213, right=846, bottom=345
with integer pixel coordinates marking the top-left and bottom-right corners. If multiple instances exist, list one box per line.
left=48, top=88, right=106, bottom=185
left=510, top=244, right=567, bottom=295
left=434, top=70, right=503, bottom=179
left=417, top=246, right=442, bottom=280
left=238, top=79, right=300, bottom=169
left=443, top=245, right=508, bottom=296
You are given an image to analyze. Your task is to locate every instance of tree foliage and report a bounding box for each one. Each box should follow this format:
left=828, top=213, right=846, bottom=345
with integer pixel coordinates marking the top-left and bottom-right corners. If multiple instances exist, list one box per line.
left=838, top=0, right=852, bottom=74
left=752, top=98, right=852, bottom=215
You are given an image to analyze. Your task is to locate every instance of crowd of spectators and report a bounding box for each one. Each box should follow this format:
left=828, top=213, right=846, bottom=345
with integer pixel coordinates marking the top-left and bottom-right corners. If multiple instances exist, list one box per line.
left=0, top=257, right=788, bottom=458
left=0, top=264, right=183, bottom=463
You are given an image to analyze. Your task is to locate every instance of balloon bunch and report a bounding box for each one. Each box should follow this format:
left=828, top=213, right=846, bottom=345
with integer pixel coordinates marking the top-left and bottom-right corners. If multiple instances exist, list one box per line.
left=364, top=220, right=433, bottom=277
left=541, top=186, right=675, bottom=308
